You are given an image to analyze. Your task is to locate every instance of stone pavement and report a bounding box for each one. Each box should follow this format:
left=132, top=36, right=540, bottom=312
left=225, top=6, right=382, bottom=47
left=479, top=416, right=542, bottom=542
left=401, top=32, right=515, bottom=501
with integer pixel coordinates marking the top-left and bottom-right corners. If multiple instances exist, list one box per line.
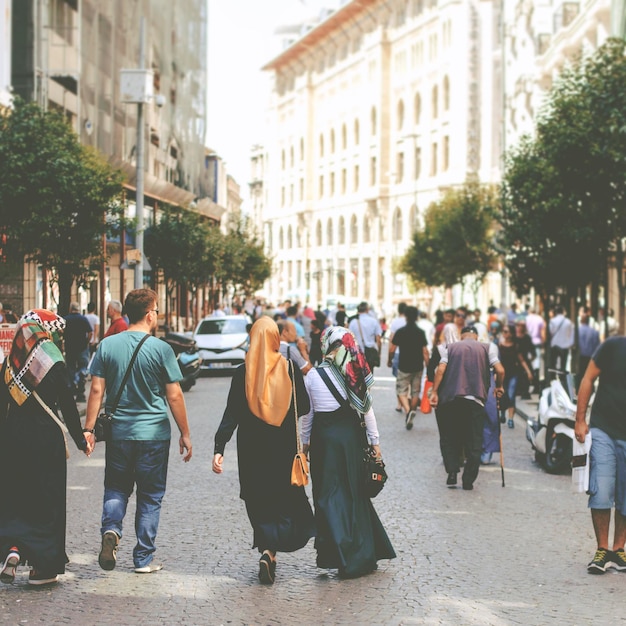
left=1, top=355, right=623, bottom=625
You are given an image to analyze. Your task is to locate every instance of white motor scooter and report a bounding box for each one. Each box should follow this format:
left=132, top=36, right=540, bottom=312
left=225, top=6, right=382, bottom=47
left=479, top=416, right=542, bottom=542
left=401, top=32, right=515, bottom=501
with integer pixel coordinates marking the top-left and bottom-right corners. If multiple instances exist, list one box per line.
left=526, top=370, right=581, bottom=474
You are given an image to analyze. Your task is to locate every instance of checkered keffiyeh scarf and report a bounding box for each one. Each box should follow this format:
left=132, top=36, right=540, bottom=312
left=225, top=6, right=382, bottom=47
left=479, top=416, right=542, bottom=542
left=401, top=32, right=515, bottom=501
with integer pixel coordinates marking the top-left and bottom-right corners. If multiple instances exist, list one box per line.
left=319, top=326, right=374, bottom=414
left=4, top=310, right=66, bottom=406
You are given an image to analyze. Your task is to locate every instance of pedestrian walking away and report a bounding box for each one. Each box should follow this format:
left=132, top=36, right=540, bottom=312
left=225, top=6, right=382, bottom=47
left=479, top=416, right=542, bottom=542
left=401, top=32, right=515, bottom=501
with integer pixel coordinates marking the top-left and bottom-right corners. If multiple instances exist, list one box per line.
left=0, top=310, right=92, bottom=586
left=213, top=316, right=315, bottom=585
left=387, top=306, right=429, bottom=430
left=83, top=288, right=192, bottom=575
left=575, top=335, right=626, bottom=575
left=431, top=326, right=505, bottom=490
left=63, top=302, right=93, bottom=402
left=302, top=326, right=396, bottom=578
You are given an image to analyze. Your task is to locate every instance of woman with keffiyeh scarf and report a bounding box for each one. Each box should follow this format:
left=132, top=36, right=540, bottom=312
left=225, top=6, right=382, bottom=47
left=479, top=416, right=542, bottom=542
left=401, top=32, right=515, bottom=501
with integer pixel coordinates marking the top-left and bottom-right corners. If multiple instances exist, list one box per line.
left=0, top=310, right=90, bottom=586
left=301, top=326, right=396, bottom=578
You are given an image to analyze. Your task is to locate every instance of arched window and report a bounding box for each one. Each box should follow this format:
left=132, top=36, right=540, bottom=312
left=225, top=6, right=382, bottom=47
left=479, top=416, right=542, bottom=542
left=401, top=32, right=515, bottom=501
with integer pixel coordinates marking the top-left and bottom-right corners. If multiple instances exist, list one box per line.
left=414, top=92, right=421, bottom=125
left=341, top=123, right=347, bottom=149
left=370, top=106, right=377, bottom=135
left=338, top=216, right=346, bottom=244
left=319, top=133, right=324, bottom=157
left=363, top=215, right=371, bottom=243
left=289, top=147, right=294, bottom=167
left=330, top=129, right=336, bottom=153
left=397, top=99, right=405, bottom=130
left=300, top=137, right=304, bottom=160
left=281, top=149, right=286, bottom=170
left=393, top=207, right=403, bottom=240
left=287, top=225, right=293, bottom=248
left=316, top=221, right=322, bottom=246
left=409, top=204, right=418, bottom=234
left=432, top=85, right=438, bottom=119
left=279, top=226, right=284, bottom=249
left=326, top=219, right=333, bottom=246
left=296, top=226, right=302, bottom=247
left=354, top=118, right=360, bottom=145
left=443, top=75, right=450, bottom=111
left=350, top=215, right=358, bottom=244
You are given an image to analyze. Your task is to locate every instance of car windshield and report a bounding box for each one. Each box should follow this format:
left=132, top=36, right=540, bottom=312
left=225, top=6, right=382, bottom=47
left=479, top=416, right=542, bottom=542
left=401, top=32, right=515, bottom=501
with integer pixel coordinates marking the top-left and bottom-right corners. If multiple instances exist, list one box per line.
left=196, top=319, right=248, bottom=335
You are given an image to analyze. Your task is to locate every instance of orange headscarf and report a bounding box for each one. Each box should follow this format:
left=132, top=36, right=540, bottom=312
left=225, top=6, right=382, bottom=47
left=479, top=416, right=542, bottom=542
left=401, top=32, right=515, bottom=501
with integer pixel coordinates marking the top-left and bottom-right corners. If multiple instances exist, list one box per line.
left=245, top=316, right=292, bottom=426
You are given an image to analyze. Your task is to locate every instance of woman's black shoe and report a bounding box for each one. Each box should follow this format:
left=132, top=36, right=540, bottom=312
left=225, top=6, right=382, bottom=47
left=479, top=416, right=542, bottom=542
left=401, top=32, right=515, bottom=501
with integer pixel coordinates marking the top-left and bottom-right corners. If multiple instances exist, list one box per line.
left=258, top=553, right=275, bottom=585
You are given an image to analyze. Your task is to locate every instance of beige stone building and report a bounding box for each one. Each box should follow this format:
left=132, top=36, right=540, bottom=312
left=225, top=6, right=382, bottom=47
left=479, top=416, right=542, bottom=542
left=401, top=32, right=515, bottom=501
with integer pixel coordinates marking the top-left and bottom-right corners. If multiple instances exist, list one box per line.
left=255, top=0, right=618, bottom=315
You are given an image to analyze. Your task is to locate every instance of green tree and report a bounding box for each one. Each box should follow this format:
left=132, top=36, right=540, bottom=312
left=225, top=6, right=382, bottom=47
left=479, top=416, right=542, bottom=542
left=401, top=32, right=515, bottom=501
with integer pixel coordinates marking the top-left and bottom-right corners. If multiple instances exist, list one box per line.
left=0, top=98, right=125, bottom=313
left=401, top=182, right=499, bottom=301
left=500, top=38, right=626, bottom=323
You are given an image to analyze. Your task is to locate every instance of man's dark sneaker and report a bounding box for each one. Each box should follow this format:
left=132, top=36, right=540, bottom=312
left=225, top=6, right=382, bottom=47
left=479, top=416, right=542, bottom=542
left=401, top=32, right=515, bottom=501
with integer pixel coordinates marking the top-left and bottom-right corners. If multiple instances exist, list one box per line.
left=98, top=530, right=119, bottom=571
left=462, top=482, right=474, bottom=491
left=609, top=548, right=626, bottom=571
left=507, top=419, right=515, bottom=429
left=405, top=410, right=416, bottom=431
left=28, top=570, right=58, bottom=585
left=446, top=472, right=457, bottom=487
left=587, top=548, right=610, bottom=574
left=258, top=552, right=275, bottom=585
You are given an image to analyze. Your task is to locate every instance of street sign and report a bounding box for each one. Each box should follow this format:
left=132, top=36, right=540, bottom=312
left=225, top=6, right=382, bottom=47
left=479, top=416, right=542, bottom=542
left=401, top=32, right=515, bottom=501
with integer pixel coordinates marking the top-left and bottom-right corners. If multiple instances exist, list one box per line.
left=0, top=323, right=16, bottom=363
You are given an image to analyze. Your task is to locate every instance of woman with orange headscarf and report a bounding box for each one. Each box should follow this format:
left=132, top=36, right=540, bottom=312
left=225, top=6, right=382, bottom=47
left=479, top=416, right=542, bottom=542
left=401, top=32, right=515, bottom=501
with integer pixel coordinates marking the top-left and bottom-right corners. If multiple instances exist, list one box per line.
left=212, top=317, right=314, bottom=584
left=0, top=310, right=92, bottom=586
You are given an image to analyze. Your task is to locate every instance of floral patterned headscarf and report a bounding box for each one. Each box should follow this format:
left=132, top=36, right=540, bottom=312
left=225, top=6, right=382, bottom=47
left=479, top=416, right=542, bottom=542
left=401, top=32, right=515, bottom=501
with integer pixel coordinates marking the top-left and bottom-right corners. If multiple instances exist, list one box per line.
left=319, top=326, right=373, bottom=414
left=4, top=309, right=66, bottom=406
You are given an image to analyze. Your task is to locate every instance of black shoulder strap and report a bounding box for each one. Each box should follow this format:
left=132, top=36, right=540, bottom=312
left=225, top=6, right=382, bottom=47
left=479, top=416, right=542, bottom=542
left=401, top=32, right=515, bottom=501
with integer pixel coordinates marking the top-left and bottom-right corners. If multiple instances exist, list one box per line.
left=316, top=367, right=349, bottom=408
left=107, top=334, right=150, bottom=413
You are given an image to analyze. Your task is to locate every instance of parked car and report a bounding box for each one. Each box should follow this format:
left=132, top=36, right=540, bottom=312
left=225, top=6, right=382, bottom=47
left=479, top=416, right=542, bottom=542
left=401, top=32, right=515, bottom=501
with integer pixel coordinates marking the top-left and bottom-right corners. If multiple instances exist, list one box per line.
left=193, top=315, right=251, bottom=371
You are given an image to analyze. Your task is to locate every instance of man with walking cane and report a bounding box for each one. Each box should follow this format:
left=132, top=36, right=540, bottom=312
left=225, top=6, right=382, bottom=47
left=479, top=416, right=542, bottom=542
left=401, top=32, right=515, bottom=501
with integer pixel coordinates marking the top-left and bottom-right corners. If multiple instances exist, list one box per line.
left=431, top=326, right=505, bottom=490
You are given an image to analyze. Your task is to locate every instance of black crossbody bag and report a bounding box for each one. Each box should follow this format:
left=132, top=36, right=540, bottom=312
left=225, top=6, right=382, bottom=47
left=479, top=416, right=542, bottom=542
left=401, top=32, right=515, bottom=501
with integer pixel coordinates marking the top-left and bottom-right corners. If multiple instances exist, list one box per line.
left=94, top=334, right=150, bottom=443
left=316, top=367, right=387, bottom=498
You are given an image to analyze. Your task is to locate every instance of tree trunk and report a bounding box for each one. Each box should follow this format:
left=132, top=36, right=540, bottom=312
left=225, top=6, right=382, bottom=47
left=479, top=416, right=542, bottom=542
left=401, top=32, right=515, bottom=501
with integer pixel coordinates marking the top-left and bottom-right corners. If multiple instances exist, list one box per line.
left=57, top=266, right=74, bottom=315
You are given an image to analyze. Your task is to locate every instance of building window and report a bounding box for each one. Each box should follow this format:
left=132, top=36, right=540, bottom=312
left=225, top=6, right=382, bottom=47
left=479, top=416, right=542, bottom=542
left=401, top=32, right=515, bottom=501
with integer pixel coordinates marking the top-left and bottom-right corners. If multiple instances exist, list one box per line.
left=289, top=184, right=294, bottom=204
left=319, top=134, right=324, bottom=157
left=443, top=136, right=450, bottom=171
left=279, top=227, right=284, bottom=249
left=350, top=215, right=358, bottom=244
left=319, top=175, right=324, bottom=198
left=414, top=93, right=421, bottom=125
left=397, top=99, right=405, bottom=130
left=281, top=187, right=285, bottom=207
left=396, top=152, right=404, bottom=183
left=342, top=123, right=347, bottom=149
left=316, top=221, right=322, bottom=246
left=299, top=178, right=304, bottom=201
left=370, top=156, right=377, bottom=185
left=300, top=137, right=304, bottom=160
left=363, top=215, right=371, bottom=243
left=330, top=172, right=335, bottom=196
left=432, top=85, right=438, bottom=119
left=393, top=208, right=403, bottom=240
left=354, top=118, right=360, bottom=145
left=290, top=146, right=294, bottom=167
left=281, top=149, right=286, bottom=169
left=327, top=219, right=333, bottom=246
left=409, top=204, right=418, bottom=233
left=330, top=129, right=336, bottom=153
left=443, top=75, right=450, bottom=111
left=414, top=146, right=421, bottom=179
left=371, top=106, right=377, bottom=135
left=354, top=164, right=360, bottom=191
left=287, top=225, right=293, bottom=248
left=431, top=142, right=438, bottom=176
left=341, top=168, right=347, bottom=194
left=338, top=217, right=346, bottom=244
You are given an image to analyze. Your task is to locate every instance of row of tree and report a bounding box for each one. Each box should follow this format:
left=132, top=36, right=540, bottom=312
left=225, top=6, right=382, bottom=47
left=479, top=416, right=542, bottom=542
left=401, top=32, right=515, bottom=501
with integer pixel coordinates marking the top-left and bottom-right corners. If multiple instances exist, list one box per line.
left=0, top=98, right=271, bottom=317
left=401, top=38, right=626, bottom=329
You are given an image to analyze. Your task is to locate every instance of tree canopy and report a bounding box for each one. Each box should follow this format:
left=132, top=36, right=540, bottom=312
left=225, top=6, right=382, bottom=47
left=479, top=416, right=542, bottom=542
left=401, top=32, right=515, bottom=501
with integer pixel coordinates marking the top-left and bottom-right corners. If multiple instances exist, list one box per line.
left=0, top=98, right=125, bottom=313
left=401, top=181, right=499, bottom=295
left=499, top=38, right=626, bottom=311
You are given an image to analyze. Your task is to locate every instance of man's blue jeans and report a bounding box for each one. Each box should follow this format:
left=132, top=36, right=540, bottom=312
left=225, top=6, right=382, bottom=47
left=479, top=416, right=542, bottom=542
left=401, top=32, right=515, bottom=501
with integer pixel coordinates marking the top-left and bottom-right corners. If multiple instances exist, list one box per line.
left=101, top=440, right=170, bottom=568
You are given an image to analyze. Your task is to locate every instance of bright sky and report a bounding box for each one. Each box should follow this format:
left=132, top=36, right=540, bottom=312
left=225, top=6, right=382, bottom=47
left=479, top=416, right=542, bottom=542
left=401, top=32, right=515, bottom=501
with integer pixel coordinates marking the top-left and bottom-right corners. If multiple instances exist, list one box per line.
left=206, top=0, right=334, bottom=206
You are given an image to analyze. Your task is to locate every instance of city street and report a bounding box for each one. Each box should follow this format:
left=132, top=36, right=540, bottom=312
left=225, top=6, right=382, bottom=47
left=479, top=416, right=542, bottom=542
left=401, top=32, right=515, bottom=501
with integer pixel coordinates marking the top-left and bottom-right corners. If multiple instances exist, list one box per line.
left=0, top=354, right=621, bottom=626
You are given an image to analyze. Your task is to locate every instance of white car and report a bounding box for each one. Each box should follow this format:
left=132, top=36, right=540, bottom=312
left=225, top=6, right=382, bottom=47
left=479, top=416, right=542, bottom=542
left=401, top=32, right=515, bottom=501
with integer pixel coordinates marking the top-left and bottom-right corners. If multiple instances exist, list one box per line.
left=193, top=315, right=251, bottom=371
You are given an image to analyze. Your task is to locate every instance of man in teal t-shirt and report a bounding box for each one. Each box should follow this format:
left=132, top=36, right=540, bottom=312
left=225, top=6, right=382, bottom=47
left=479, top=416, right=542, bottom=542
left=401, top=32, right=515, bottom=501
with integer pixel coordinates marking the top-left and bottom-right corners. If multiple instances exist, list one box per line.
left=84, top=288, right=192, bottom=574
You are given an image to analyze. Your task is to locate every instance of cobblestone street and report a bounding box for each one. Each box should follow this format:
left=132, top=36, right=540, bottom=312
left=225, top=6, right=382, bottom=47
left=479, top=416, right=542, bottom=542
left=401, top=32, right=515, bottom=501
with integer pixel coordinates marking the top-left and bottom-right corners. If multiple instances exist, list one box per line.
left=0, top=353, right=622, bottom=625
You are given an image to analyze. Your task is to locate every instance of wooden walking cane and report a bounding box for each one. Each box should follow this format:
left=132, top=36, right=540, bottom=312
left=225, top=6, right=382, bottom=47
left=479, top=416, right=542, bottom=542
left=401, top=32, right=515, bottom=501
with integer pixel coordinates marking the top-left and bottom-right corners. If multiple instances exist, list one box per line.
left=497, top=396, right=505, bottom=487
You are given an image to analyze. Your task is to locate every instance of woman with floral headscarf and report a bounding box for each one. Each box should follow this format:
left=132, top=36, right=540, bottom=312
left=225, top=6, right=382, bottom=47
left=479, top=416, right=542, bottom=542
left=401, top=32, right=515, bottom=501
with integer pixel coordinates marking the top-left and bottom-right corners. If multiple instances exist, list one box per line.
left=301, top=326, right=395, bottom=579
left=0, top=310, right=92, bottom=586
left=212, top=316, right=315, bottom=585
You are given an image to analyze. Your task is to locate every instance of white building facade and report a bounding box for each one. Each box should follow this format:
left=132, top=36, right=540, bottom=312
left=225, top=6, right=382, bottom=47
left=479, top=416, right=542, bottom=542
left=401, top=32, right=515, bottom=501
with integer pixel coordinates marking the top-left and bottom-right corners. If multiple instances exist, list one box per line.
left=255, top=0, right=616, bottom=314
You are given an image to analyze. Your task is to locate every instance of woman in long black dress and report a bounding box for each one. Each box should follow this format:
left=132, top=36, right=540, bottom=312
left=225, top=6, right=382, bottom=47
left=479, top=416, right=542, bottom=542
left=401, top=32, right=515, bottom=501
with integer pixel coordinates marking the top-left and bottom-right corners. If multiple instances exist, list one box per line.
left=212, top=316, right=315, bottom=585
left=0, top=310, right=91, bottom=586
left=302, top=326, right=395, bottom=578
